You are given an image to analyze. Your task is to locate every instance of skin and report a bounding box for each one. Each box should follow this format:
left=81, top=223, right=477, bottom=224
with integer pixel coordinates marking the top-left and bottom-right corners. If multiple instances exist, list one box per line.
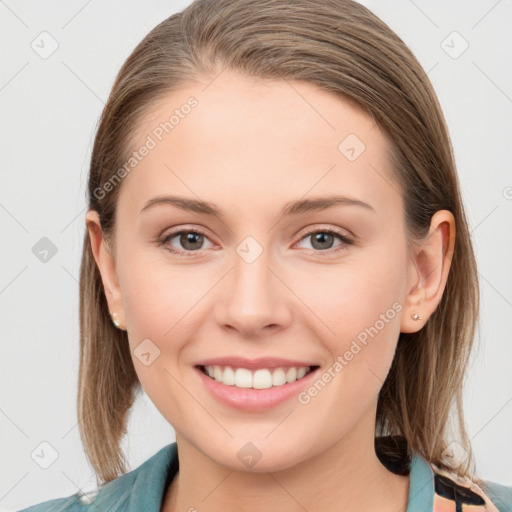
left=87, top=71, right=455, bottom=512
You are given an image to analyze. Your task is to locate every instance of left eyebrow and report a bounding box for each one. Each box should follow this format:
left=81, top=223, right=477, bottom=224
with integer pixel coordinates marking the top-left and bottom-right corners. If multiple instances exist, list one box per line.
left=139, top=194, right=376, bottom=219
left=281, top=195, right=375, bottom=216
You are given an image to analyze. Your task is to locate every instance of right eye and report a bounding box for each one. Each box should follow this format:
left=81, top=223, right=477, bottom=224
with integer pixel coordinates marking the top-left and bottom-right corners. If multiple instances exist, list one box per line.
left=158, top=229, right=214, bottom=256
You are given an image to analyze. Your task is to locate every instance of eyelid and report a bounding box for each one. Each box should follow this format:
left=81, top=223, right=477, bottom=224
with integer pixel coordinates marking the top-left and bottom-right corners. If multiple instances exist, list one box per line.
left=294, top=224, right=354, bottom=243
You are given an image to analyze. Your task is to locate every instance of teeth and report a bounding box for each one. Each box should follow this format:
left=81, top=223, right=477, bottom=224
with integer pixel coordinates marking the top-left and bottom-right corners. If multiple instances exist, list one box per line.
left=203, top=365, right=312, bottom=389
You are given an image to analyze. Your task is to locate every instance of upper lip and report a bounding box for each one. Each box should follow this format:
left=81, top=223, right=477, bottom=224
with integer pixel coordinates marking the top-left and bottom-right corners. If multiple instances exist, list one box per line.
left=195, top=356, right=319, bottom=370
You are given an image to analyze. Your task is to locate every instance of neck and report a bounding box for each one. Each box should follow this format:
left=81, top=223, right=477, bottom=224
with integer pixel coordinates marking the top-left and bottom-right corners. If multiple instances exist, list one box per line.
left=162, top=415, right=409, bottom=512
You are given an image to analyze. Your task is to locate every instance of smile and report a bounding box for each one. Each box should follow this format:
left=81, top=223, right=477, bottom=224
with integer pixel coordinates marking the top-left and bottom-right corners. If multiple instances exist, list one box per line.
left=198, top=364, right=319, bottom=389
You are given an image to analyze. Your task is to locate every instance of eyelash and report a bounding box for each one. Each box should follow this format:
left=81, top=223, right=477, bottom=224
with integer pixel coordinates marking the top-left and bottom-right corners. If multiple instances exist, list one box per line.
left=156, top=227, right=354, bottom=257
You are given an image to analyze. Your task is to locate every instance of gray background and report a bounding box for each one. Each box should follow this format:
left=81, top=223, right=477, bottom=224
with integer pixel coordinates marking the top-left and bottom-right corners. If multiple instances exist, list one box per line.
left=1, top=1, right=511, bottom=510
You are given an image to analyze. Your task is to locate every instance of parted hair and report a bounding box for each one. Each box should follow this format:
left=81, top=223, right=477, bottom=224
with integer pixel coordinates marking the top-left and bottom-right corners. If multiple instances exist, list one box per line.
left=79, top=0, right=481, bottom=487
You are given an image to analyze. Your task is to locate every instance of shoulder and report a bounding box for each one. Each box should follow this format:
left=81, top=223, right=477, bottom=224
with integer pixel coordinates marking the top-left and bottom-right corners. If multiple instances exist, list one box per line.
left=16, top=494, right=84, bottom=512
left=377, top=436, right=512, bottom=512
left=479, top=479, right=512, bottom=512
left=17, top=443, right=178, bottom=512
left=16, top=473, right=134, bottom=512
left=431, top=462, right=512, bottom=512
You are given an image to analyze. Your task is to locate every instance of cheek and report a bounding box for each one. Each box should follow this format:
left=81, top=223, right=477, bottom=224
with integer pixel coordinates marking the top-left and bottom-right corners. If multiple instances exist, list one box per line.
left=118, top=242, right=198, bottom=331
left=305, top=252, right=404, bottom=329
left=297, top=244, right=406, bottom=373
left=117, top=246, right=216, bottom=379
left=295, top=265, right=405, bottom=418
left=116, top=247, right=200, bottom=410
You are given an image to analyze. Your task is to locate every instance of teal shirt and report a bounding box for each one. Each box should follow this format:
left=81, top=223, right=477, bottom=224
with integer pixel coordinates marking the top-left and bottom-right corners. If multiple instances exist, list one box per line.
left=18, top=442, right=512, bottom=511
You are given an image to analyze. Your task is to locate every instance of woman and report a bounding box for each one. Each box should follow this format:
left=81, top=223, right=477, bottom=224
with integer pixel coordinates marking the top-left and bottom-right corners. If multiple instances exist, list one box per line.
left=19, top=0, right=512, bottom=510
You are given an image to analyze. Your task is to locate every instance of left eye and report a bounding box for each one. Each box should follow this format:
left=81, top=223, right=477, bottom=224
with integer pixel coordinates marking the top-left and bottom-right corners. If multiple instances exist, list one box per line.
left=158, top=228, right=353, bottom=256
left=296, top=229, right=353, bottom=252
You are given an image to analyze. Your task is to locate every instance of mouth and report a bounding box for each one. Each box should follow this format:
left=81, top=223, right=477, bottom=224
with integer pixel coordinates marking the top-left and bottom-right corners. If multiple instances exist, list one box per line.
left=196, top=364, right=321, bottom=390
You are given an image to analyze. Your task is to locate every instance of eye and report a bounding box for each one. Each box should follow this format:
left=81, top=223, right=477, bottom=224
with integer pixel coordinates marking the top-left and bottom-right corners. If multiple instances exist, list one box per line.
left=295, top=228, right=354, bottom=253
left=157, top=226, right=354, bottom=257
left=158, top=228, right=214, bottom=256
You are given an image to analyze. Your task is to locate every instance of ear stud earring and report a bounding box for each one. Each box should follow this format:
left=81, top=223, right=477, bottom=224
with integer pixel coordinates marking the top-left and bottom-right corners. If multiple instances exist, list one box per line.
left=110, top=311, right=121, bottom=328
left=411, top=313, right=422, bottom=321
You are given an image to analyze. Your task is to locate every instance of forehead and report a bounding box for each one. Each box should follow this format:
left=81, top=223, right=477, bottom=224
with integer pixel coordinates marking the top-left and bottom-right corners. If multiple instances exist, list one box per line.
left=118, top=72, right=402, bottom=221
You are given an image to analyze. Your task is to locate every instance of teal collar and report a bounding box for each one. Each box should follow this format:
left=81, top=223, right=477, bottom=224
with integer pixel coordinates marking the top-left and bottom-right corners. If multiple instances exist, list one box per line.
left=406, top=453, right=435, bottom=512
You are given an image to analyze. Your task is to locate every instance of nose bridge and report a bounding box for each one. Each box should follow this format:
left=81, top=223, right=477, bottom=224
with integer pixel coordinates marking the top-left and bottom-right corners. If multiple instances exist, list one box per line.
left=233, top=234, right=277, bottom=309
left=217, top=233, right=290, bottom=334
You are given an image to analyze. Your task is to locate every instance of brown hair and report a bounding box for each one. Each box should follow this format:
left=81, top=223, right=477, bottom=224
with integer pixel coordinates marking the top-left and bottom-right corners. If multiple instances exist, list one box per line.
left=79, top=0, right=480, bottom=487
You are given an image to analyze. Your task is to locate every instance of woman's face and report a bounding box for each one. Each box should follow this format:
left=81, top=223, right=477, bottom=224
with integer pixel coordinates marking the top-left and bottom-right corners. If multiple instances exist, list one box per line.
left=95, top=71, right=421, bottom=471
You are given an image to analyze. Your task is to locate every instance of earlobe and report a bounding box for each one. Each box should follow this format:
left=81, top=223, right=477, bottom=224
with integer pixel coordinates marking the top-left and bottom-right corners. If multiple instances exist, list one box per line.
left=85, top=210, right=126, bottom=327
left=400, top=210, right=455, bottom=334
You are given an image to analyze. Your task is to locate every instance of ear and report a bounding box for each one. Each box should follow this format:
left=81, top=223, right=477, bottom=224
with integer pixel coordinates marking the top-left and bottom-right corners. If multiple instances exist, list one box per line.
left=85, top=209, right=125, bottom=330
left=400, top=210, right=455, bottom=333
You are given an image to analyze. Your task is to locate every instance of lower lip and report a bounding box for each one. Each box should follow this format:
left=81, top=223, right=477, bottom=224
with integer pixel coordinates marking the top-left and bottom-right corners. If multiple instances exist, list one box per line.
left=194, top=366, right=319, bottom=412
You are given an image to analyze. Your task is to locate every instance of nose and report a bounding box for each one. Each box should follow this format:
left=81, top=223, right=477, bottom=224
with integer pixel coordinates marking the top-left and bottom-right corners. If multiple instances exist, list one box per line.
left=214, top=241, right=292, bottom=339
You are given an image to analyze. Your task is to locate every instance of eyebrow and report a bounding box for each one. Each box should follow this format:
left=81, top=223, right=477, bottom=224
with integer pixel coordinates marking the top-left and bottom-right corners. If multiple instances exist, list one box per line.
left=139, top=194, right=375, bottom=218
